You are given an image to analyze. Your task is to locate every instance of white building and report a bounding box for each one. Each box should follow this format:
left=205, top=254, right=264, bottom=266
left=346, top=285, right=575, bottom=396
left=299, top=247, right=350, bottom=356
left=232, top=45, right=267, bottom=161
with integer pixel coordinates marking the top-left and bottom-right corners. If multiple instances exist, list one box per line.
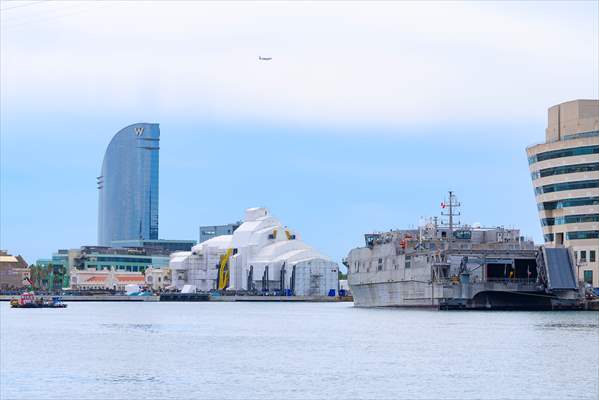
left=169, top=207, right=339, bottom=295
left=145, top=267, right=172, bottom=291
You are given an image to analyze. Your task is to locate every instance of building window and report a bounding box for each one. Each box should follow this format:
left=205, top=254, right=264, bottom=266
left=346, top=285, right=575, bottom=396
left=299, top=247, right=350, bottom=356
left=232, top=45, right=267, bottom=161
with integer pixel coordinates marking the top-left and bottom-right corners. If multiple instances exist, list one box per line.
left=535, top=180, right=599, bottom=195
left=378, top=258, right=383, bottom=271
left=531, top=162, right=599, bottom=180
left=538, top=197, right=599, bottom=211
left=590, top=250, right=596, bottom=263
left=580, top=251, right=587, bottom=262
left=528, top=145, right=599, bottom=164
left=553, top=214, right=599, bottom=225
left=405, top=256, right=411, bottom=269
left=583, top=270, right=593, bottom=284
left=566, top=231, right=599, bottom=240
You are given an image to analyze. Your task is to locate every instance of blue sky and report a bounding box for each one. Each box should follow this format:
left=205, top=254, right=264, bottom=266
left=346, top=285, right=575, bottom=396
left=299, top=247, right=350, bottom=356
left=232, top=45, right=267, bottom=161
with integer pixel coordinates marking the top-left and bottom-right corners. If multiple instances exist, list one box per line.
left=1, top=1, right=598, bottom=265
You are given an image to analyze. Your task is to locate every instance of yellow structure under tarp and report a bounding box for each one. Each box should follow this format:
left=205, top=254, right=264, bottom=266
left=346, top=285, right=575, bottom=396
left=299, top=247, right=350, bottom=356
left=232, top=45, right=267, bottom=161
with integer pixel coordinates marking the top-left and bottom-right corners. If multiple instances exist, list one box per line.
left=218, top=248, right=233, bottom=290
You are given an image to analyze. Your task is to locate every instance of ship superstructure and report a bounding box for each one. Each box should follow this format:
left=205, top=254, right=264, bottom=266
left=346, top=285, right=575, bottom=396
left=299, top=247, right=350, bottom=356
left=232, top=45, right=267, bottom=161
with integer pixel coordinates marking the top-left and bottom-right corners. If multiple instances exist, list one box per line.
left=344, top=192, right=583, bottom=309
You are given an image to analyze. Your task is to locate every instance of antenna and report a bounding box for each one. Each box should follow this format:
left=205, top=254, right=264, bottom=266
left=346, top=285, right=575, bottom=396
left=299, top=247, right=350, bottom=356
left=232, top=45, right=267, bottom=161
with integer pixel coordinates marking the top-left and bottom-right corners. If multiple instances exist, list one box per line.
left=440, top=191, right=461, bottom=250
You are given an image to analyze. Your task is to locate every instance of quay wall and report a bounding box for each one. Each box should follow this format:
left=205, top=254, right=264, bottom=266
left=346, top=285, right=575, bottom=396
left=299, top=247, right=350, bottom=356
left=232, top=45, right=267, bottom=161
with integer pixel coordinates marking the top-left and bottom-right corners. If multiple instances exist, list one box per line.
left=0, top=294, right=348, bottom=302
left=0, top=295, right=159, bottom=302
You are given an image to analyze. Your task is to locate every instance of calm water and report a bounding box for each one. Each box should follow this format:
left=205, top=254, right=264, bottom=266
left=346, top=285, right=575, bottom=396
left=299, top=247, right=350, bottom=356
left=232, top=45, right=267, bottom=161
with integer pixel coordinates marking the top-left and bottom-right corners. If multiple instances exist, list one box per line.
left=1, top=302, right=598, bottom=400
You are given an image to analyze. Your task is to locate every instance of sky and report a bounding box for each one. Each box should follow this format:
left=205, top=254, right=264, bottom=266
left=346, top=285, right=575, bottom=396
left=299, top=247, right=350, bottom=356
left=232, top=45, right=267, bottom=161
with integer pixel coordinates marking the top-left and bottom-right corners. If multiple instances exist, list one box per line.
left=1, top=0, right=598, bottom=266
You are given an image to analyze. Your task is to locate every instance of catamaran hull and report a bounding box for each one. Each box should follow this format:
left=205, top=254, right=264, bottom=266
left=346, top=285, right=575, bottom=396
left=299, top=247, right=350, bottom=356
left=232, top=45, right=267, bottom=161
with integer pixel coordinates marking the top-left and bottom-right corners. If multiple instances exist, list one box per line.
left=350, top=281, right=446, bottom=308
left=349, top=281, right=583, bottom=310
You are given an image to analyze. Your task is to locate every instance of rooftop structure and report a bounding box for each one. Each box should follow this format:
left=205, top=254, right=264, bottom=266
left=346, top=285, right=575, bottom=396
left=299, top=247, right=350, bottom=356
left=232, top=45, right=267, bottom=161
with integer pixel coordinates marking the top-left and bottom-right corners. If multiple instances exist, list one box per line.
left=98, top=123, right=160, bottom=246
left=526, top=99, right=599, bottom=287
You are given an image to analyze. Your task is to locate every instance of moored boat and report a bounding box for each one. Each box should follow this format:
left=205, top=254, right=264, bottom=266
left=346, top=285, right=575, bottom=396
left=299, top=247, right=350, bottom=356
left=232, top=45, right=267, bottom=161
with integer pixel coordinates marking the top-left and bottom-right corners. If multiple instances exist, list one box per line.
left=10, top=292, right=67, bottom=308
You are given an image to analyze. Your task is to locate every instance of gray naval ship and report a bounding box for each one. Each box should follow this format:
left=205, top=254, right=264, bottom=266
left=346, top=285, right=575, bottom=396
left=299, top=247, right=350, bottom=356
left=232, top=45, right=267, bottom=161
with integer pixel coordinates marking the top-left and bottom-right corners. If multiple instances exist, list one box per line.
left=344, top=192, right=584, bottom=310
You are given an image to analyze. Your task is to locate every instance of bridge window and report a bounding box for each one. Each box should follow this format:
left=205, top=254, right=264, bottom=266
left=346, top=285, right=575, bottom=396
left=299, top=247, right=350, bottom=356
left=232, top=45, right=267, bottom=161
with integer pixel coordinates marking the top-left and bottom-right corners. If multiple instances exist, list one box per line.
left=453, top=230, right=472, bottom=240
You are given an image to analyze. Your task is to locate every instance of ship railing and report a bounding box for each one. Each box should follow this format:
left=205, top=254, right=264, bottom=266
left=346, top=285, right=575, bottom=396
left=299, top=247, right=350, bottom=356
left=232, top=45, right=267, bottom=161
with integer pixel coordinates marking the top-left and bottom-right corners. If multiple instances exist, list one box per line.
left=433, top=278, right=539, bottom=287
left=484, top=278, right=537, bottom=285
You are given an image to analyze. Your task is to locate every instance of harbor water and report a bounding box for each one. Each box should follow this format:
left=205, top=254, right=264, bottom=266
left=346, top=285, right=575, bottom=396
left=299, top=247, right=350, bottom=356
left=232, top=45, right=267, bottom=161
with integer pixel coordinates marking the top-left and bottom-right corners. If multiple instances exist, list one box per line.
left=1, top=302, right=598, bottom=400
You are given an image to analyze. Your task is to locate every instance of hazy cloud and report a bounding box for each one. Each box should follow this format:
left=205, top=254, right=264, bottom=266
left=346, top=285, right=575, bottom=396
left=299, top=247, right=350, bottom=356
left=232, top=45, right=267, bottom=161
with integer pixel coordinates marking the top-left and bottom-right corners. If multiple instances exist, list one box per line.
left=2, top=1, right=597, bottom=129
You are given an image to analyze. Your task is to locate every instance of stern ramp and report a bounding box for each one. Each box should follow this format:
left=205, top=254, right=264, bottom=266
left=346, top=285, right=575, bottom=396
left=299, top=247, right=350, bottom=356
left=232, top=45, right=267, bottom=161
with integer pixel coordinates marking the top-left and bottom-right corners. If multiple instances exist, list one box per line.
left=542, top=248, right=578, bottom=290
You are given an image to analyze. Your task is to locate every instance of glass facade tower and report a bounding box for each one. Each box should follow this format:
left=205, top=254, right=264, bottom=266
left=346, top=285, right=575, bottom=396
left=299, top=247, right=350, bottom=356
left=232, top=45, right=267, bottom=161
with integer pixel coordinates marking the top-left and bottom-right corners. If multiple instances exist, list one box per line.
left=97, top=123, right=160, bottom=246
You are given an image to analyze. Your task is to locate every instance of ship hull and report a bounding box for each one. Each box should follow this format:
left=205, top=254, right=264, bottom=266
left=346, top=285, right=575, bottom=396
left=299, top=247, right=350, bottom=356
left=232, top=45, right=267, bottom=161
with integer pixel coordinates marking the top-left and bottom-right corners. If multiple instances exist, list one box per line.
left=350, top=281, right=584, bottom=310
left=350, top=281, right=446, bottom=308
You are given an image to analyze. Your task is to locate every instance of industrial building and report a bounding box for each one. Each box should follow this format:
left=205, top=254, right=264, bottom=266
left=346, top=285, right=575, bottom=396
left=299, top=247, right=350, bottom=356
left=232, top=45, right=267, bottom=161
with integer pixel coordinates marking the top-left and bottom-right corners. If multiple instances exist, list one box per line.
left=527, top=99, right=599, bottom=287
left=170, top=207, right=339, bottom=295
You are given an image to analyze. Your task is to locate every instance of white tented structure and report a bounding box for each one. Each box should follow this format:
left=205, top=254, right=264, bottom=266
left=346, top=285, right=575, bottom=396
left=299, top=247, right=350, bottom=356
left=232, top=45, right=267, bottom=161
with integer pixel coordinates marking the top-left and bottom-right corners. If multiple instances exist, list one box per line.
left=169, top=207, right=339, bottom=296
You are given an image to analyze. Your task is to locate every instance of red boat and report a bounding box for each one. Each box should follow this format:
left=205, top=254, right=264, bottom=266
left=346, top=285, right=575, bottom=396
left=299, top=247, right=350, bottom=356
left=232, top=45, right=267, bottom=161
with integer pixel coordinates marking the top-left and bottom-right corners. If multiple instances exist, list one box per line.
left=10, top=292, right=67, bottom=308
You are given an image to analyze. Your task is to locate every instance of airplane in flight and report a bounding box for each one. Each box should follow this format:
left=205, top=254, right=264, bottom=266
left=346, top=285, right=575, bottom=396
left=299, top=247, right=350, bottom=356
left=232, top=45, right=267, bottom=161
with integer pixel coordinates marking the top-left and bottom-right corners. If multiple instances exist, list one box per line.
left=258, top=56, right=272, bottom=61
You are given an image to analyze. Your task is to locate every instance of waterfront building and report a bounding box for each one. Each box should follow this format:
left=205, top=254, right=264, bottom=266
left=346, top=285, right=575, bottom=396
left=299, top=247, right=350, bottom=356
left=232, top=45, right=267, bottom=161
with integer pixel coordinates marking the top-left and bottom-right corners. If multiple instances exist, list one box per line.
left=144, top=267, right=172, bottom=291
left=111, top=239, right=196, bottom=255
left=40, top=245, right=173, bottom=289
left=199, top=222, right=241, bottom=243
left=72, top=246, right=169, bottom=272
left=69, top=268, right=146, bottom=291
left=170, top=207, right=339, bottom=295
left=527, top=99, right=599, bottom=287
left=98, top=123, right=160, bottom=246
left=0, top=251, right=29, bottom=290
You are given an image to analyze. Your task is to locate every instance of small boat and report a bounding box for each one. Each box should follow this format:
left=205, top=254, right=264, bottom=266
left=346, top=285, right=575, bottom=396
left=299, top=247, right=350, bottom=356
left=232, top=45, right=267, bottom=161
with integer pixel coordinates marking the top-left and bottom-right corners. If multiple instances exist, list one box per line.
left=10, top=292, right=67, bottom=308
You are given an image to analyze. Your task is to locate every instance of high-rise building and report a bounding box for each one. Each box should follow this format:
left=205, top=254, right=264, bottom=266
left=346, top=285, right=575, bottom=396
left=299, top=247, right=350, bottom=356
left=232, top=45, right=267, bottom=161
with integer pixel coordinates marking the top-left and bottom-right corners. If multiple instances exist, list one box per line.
left=98, top=123, right=160, bottom=246
left=526, top=99, right=599, bottom=287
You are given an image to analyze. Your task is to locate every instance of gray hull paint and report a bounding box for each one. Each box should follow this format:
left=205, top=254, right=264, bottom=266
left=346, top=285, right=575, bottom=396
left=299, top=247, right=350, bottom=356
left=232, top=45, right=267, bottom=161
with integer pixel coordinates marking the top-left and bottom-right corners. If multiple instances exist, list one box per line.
left=350, top=281, right=450, bottom=308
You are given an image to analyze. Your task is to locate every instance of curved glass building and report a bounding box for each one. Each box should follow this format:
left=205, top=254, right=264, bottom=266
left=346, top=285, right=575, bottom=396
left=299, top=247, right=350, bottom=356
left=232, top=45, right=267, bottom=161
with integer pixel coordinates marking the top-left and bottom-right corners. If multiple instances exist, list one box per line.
left=527, top=100, right=599, bottom=287
left=98, top=123, right=160, bottom=246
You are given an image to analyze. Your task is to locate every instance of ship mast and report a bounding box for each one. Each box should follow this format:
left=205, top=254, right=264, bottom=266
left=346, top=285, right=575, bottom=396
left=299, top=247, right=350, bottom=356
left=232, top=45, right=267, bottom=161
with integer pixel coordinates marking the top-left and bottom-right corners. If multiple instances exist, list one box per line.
left=441, top=191, right=461, bottom=250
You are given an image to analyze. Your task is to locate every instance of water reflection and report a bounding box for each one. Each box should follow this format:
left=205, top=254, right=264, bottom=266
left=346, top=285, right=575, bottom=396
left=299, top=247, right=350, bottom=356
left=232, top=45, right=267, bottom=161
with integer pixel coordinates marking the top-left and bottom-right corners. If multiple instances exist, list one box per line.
left=536, top=322, right=599, bottom=331
left=101, top=323, right=159, bottom=333
left=98, top=374, right=160, bottom=383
